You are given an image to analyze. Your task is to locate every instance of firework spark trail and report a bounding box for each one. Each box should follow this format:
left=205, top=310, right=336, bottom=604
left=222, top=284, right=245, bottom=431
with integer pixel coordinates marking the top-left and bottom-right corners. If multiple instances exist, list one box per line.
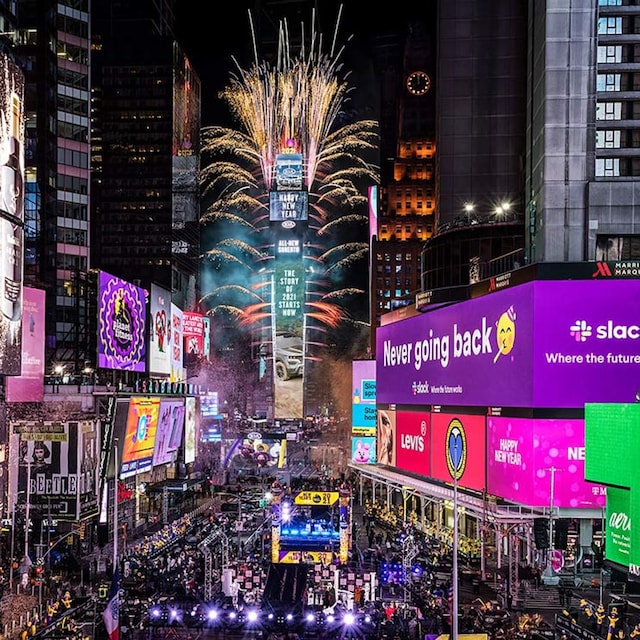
left=200, top=6, right=379, bottom=345
left=200, top=284, right=264, bottom=301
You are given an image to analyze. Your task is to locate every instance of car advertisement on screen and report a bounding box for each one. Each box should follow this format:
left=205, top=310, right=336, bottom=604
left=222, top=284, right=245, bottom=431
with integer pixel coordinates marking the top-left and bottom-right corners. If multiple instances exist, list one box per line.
left=487, top=416, right=606, bottom=508
left=430, top=413, right=485, bottom=491
left=376, top=279, right=640, bottom=409
left=149, top=283, right=171, bottom=376
left=121, top=396, right=160, bottom=477
left=275, top=153, right=303, bottom=191
left=396, top=410, right=430, bottom=477
left=98, top=271, right=147, bottom=372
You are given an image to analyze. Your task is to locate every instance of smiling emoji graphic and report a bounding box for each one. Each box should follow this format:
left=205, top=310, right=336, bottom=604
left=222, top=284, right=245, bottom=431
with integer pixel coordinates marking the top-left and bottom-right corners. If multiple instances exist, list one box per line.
left=494, top=305, right=516, bottom=363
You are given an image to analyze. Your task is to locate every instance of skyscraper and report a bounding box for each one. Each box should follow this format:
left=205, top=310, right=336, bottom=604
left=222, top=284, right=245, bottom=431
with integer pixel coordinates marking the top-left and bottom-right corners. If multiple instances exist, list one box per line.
left=91, top=0, right=200, bottom=312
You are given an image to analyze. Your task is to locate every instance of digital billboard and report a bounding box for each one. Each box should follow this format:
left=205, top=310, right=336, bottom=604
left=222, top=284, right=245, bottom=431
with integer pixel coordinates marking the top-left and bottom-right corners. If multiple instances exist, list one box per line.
left=486, top=416, right=606, bottom=508
left=225, top=435, right=287, bottom=470
left=152, top=399, right=185, bottom=466
left=183, top=311, right=205, bottom=362
left=272, top=488, right=351, bottom=564
left=351, top=436, right=376, bottom=464
left=98, top=271, right=147, bottom=372
left=149, top=283, right=171, bottom=376
left=170, top=303, right=185, bottom=382
left=6, top=286, right=45, bottom=402
left=377, top=279, right=640, bottom=409
left=269, top=191, right=309, bottom=221
left=605, top=486, right=631, bottom=569
left=10, top=421, right=92, bottom=521
left=585, top=403, right=640, bottom=574
left=275, top=153, right=303, bottom=190
left=172, top=52, right=199, bottom=231
left=376, top=407, right=396, bottom=467
left=275, top=262, right=304, bottom=328
left=120, top=396, right=160, bottom=478
left=352, top=360, right=376, bottom=436
left=430, top=413, right=486, bottom=491
left=396, top=410, right=430, bottom=477
left=184, top=396, right=197, bottom=465
left=0, top=54, right=25, bottom=377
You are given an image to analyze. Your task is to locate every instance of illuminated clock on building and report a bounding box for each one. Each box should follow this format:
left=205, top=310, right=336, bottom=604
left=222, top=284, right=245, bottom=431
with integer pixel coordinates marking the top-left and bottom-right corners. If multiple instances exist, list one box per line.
left=406, top=70, right=431, bottom=96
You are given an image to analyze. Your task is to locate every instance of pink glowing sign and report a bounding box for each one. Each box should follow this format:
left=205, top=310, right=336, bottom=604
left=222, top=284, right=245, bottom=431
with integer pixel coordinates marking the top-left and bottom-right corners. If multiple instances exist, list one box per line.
left=486, top=416, right=606, bottom=508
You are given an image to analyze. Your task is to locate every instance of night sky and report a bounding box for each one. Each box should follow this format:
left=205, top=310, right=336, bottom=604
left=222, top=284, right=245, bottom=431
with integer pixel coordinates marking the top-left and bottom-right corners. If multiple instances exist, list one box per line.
left=174, top=0, right=427, bottom=127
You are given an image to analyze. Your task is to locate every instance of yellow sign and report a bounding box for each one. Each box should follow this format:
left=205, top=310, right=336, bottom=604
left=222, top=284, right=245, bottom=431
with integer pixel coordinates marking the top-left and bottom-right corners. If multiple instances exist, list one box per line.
left=294, top=491, right=338, bottom=506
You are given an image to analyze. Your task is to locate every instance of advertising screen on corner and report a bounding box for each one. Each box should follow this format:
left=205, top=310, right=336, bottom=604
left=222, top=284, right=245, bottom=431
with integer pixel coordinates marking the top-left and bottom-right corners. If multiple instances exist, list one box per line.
left=487, top=416, right=606, bottom=508
left=121, top=396, right=160, bottom=477
left=376, top=279, right=640, bottom=409
left=97, top=270, right=147, bottom=372
left=395, top=410, right=430, bottom=476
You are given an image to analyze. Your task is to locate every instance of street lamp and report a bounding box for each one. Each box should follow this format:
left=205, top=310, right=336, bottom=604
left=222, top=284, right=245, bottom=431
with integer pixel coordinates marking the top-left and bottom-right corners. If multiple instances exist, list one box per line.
left=452, top=464, right=459, bottom=640
left=543, top=466, right=562, bottom=581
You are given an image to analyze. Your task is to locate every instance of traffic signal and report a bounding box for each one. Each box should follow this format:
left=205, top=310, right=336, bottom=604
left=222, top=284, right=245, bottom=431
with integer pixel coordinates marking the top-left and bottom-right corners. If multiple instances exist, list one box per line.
left=554, top=518, right=569, bottom=550
left=533, top=517, right=549, bottom=549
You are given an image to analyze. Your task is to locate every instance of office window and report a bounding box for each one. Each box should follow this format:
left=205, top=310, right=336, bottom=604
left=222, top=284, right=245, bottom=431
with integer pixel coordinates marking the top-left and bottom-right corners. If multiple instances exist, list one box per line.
left=405, top=253, right=412, bottom=261
left=596, top=236, right=640, bottom=260
left=596, top=102, right=622, bottom=120
left=595, top=158, right=620, bottom=176
left=599, top=0, right=621, bottom=5
left=596, top=130, right=621, bottom=148
left=597, top=45, right=622, bottom=63
left=597, top=74, right=621, bottom=92
left=598, top=17, right=622, bottom=34
left=395, top=202, right=402, bottom=211
left=405, top=225, right=411, bottom=234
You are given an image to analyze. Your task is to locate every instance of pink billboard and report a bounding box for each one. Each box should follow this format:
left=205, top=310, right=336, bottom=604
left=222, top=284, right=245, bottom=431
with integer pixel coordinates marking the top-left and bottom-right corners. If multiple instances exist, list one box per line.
left=6, top=286, right=45, bottom=402
left=487, top=416, right=607, bottom=508
left=183, top=311, right=205, bottom=359
left=396, top=410, right=430, bottom=476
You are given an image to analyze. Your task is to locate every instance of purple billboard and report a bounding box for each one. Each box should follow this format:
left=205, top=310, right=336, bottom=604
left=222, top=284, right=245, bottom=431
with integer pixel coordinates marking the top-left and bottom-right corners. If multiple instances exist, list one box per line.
left=376, top=280, right=640, bottom=408
left=487, top=416, right=606, bottom=509
left=98, top=271, right=147, bottom=372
